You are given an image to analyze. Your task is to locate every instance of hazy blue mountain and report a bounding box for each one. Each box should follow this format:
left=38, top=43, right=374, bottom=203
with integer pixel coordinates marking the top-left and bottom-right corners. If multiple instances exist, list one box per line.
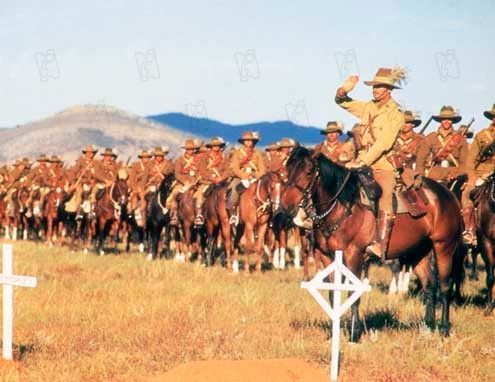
left=147, top=112, right=325, bottom=145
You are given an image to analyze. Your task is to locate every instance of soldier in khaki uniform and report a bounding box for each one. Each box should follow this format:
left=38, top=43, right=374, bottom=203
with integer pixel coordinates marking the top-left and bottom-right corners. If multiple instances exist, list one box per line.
left=314, top=122, right=355, bottom=164
left=166, top=139, right=201, bottom=225
left=144, top=146, right=174, bottom=192
left=65, top=145, right=100, bottom=214
left=462, top=103, right=495, bottom=244
left=228, top=131, right=266, bottom=224
left=26, top=154, right=52, bottom=216
left=47, top=155, right=67, bottom=189
left=264, top=142, right=281, bottom=172
left=129, top=150, right=153, bottom=196
left=194, top=137, right=230, bottom=225
left=336, top=67, right=406, bottom=262
left=91, top=148, right=125, bottom=202
left=386, top=111, right=424, bottom=187
left=415, top=106, right=468, bottom=184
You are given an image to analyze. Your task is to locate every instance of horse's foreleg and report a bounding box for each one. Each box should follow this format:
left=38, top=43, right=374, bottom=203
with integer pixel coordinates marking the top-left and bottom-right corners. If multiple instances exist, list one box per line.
left=243, top=223, right=255, bottom=273
left=255, top=222, right=269, bottom=273
left=480, top=238, right=495, bottom=314
left=220, top=219, right=232, bottom=272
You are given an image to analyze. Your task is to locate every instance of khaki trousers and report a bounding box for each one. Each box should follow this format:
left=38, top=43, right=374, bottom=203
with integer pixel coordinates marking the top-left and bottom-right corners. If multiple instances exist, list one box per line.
left=373, top=169, right=396, bottom=213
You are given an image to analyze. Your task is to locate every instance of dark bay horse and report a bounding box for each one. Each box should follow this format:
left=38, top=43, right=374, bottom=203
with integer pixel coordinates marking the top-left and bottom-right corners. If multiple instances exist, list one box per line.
left=203, top=181, right=232, bottom=269
left=146, top=174, right=175, bottom=260
left=94, top=179, right=129, bottom=255
left=177, top=187, right=206, bottom=263
left=472, top=173, right=495, bottom=313
left=279, top=147, right=464, bottom=339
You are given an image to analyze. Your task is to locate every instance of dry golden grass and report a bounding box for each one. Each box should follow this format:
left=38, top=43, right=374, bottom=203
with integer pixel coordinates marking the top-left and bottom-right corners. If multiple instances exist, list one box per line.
left=0, top=241, right=494, bottom=381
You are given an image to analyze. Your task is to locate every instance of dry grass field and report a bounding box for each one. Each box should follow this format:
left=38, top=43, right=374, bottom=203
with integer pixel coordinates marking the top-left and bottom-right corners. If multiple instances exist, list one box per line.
left=0, top=241, right=494, bottom=381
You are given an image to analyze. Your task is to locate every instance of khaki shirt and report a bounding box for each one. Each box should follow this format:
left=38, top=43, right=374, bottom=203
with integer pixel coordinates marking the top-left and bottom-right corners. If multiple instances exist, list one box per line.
left=231, top=147, right=266, bottom=180
left=198, top=152, right=230, bottom=184
left=129, top=160, right=152, bottom=191
left=465, top=124, right=495, bottom=178
left=144, top=159, right=174, bottom=187
left=415, top=127, right=468, bottom=181
left=314, top=140, right=355, bottom=164
left=71, top=157, right=99, bottom=185
left=264, top=152, right=283, bottom=173
left=94, top=160, right=119, bottom=184
left=386, top=131, right=424, bottom=170
left=27, top=165, right=51, bottom=187
left=336, top=95, right=404, bottom=171
left=174, top=154, right=201, bottom=185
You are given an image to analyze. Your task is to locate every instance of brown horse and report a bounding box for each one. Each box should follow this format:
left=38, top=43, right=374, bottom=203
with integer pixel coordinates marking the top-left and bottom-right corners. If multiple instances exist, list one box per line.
left=44, top=187, right=65, bottom=245
left=94, top=179, right=129, bottom=255
left=234, top=172, right=282, bottom=273
left=278, top=147, right=464, bottom=340
left=177, top=187, right=206, bottom=263
left=472, top=173, right=495, bottom=313
left=203, top=181, right=232, bottom=269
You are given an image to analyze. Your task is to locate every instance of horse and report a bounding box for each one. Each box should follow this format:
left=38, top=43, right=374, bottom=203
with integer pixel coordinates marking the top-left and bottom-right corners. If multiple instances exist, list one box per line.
left=278, top=147, right=464, bottom=340
left=44, top=187, right=65, bottom=246
left=176, top=186, right=207, bottom=263
left=234, top=172, right=282, bottom=273
left=203, top=180, right=232, bottom=269
left=472, top=173, right=495, bottom=313
left=146, top=173, right=175, bottom=260
left=94, top=179, right=129, bottom=255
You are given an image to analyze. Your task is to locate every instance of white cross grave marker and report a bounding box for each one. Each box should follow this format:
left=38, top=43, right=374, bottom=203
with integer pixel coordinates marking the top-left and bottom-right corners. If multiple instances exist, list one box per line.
left=301, top=250, right=371, bottom=381
left=0, top=243, right=37, bottom=360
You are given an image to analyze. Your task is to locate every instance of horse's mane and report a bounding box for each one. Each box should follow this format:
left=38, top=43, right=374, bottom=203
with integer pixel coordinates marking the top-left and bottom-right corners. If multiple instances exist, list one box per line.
left=315, top=154, right=360, bottom=205
left=159, top=173, right=175, bottom=193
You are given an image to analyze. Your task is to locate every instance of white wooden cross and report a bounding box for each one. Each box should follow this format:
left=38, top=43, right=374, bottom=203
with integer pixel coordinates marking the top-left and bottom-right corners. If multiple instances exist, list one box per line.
left=301, top=250, right=371, bottom=381
left=0, top=244, right=37, bottom=360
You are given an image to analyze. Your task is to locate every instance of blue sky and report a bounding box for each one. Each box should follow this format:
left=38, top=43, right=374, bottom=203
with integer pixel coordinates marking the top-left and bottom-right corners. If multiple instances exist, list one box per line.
left=1, top=0, right=493, bottom=134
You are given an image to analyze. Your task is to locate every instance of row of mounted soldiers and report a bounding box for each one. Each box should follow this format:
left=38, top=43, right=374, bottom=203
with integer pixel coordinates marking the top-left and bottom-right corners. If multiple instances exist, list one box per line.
left=1, top=100, right=495, bottom=252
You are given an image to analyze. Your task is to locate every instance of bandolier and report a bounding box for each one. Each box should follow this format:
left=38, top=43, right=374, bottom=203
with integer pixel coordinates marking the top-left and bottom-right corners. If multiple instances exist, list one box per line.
left=194, top=137, right=230, bottom=225
left=462, top=103, right=495, bottom=244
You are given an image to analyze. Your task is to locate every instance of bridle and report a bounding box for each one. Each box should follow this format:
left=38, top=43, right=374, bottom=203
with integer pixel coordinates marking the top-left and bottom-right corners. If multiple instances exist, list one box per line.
left=254, top=173, right=281, bottom=213
left=288, top=159, right=353, bottom=229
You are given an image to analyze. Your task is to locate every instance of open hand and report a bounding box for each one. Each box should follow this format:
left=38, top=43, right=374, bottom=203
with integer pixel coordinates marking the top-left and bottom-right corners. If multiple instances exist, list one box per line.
left=340, top=75, right=359, bottom=93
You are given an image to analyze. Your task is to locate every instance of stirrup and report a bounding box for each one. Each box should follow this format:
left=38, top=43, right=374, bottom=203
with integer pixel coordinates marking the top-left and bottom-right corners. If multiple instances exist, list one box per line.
left=364, top=242, right=384, bottom=264
left=462, top=230, right=476, bottom=246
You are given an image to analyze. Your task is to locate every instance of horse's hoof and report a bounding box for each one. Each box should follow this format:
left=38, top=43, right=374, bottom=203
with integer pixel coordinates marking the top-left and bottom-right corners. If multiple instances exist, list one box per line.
left=138, top=243, right=145, bottom=253
left=146, top=253, right=153, bottom=261
left=99, top=250, right=105, bottom=256
left=439, top=325, right=450, bottom=337
left=468, top=273, right=478, bottom=281
left=232, top=260, right=239, bottom=273
left=83, top=248, right=88, bottom=255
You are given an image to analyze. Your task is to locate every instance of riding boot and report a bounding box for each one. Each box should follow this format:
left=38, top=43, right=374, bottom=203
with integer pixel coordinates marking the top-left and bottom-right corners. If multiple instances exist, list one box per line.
left=461, top=206, right=476, bottom=246
left=365, top=211, right=395, bottom=264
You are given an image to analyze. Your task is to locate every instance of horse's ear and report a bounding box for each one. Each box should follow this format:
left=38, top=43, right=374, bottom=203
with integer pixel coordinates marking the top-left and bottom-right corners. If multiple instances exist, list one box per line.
left=310, top=150, right=319, bottom=160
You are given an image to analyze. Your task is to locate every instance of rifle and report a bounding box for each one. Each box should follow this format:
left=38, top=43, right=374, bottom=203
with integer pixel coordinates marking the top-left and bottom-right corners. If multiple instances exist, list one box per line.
left=126, top=155, right=131, bottom=167
left=419, top=116, right=433, bottom=135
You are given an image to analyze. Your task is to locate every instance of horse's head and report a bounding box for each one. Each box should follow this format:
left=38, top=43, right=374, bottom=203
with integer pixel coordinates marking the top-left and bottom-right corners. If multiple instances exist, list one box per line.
left=112, top=178, right=129, bottom=206
left=280, top=146, right=318, bottom=217
left=261, top=172, right=283, bottom=212
left=159, top=173, right=175, bottom=195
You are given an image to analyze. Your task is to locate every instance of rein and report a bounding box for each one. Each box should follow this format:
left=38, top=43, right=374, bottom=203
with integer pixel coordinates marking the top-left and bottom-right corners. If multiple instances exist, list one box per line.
left=255, top=178, right=271, bottom=213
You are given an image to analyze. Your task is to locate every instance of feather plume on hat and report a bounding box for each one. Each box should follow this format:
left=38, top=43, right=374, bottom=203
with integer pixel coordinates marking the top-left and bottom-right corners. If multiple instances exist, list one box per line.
left=391, top=66, right=407, bottom=87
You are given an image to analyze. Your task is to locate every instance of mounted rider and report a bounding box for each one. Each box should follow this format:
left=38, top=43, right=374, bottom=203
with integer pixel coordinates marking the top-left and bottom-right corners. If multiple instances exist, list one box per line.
left=386, top=110, right=424, bottom=187
left=227, top=131, right=266, bottom=225
left=165, top=139, right=202, bottom=225
left=462, top=103, right=495, bottom=245
left=194, top=137, right=230, bottom=225
left=264, top=142, right=281, bottom=172
left=91, top=148, right=127, bottom=203
left=415, top=106, right=468, bottom=184
left=314, top=121, right=355, bottom=164
left=337, top=67, right=406, bottom=263
left=65, top=145, right=100, bottom=216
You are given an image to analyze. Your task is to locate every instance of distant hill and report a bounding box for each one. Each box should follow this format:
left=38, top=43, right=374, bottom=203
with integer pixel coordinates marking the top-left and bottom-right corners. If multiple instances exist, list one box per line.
left=147, top=113, right=324, bottom=146
left=0, top=106, right=202, bottom=164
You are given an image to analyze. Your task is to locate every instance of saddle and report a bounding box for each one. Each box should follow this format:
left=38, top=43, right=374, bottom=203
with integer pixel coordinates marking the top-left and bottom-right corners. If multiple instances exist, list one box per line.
left=356, top=167, right=429, bottom=218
